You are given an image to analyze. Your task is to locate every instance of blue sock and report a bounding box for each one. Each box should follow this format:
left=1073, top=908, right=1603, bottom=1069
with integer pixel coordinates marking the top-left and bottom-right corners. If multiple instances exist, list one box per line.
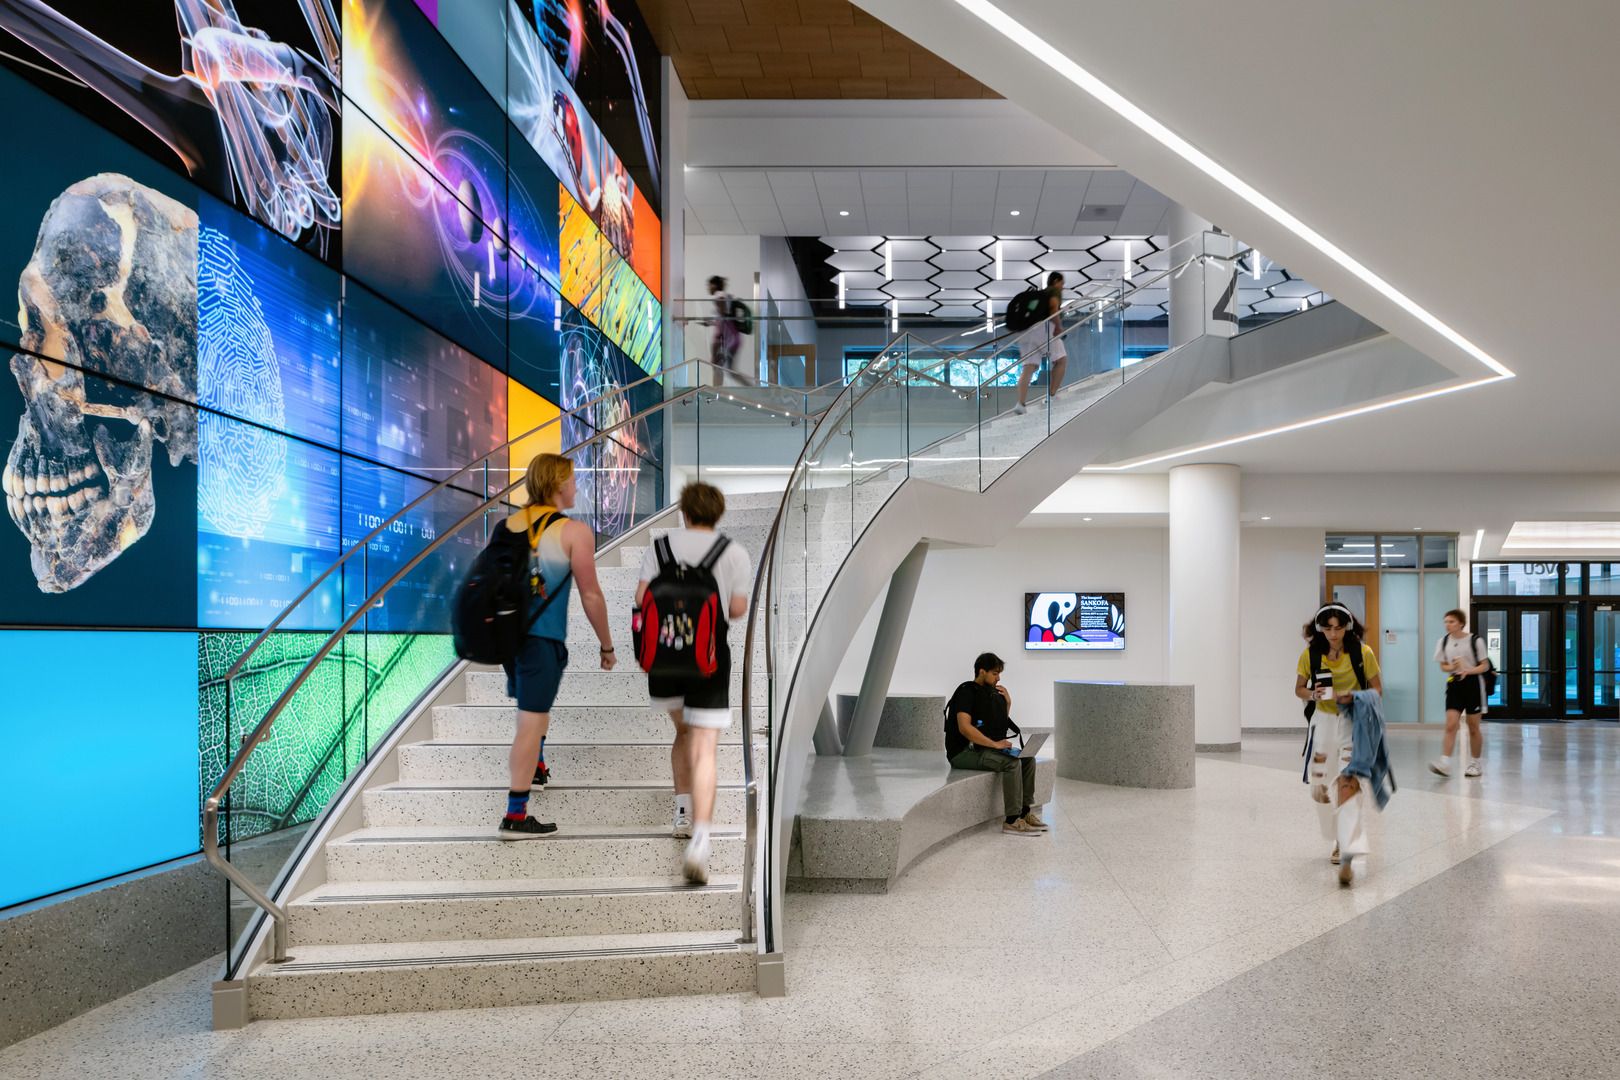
left=506, top=789, right=530, bottom=820
left=536, top=735, right=546, bottom=769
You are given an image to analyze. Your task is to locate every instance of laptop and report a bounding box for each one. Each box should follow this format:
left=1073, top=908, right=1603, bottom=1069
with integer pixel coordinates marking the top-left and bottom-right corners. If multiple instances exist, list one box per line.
left=1003, top=731, right=1049, bottom=759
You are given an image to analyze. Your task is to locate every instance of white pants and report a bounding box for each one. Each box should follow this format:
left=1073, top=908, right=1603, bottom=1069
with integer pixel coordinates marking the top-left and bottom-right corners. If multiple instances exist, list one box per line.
left=1308, top=710, right=1369, bottom=859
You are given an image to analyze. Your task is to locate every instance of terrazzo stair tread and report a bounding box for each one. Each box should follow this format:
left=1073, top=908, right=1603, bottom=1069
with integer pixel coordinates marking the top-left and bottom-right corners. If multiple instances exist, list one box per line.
left=397, top=740, right=759, bottom=785
left=246, top=929, right=754, bottom=1019
left=431, top=703, right=751, bottom=743
left=324, top=824, right=746, bottom=882
left=287, top=875, right=743, bottom=945
left=361, top=781, right=748, bottom=828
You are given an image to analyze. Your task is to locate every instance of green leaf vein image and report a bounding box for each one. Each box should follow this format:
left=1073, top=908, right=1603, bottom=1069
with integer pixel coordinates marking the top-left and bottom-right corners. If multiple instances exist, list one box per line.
left=199, top=631, right=454, bottom=844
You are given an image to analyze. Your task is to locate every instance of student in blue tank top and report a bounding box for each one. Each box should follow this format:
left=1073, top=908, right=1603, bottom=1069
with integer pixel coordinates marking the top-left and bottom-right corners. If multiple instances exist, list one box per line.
left=497, top=454, right=616, bottom=840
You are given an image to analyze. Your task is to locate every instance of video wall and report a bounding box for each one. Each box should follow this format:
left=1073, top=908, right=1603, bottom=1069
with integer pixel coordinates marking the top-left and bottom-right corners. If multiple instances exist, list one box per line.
left=0, top=0, right=665, bottom=906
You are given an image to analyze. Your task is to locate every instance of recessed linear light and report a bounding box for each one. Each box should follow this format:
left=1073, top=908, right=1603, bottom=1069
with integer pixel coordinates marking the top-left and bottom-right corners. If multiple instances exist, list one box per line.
left=1082, top=516, right=1093, bottom=522
left=953, top=0, right=1515, bottom=454
left=1473, top=528, right=1485, bottom=559
left=1502, top=521, right=1620, bottom=551
left=1261, top=515, right=1272, bottom=521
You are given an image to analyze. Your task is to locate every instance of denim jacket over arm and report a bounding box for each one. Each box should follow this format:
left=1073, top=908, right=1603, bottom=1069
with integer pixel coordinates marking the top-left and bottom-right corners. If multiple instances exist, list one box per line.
left=1343, top=690, right=1397, bottom=810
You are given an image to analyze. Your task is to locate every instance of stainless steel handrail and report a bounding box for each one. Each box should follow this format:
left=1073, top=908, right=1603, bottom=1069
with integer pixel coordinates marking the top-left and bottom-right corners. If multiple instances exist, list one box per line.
left=204, top=376, right=795, bottom=968
left=737, top=248, right=1219, bottom=951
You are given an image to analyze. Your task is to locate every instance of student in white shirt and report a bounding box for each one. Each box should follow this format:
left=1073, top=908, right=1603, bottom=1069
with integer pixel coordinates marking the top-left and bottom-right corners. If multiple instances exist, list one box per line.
left=1430, top=609, right=1491, bottom=778
left=635, top=482, right=752, bottom=884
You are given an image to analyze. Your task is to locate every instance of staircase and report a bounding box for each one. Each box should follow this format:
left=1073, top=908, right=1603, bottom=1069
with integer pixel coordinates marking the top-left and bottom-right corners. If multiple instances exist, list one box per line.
left=239, top=493, right=781, bottom=1021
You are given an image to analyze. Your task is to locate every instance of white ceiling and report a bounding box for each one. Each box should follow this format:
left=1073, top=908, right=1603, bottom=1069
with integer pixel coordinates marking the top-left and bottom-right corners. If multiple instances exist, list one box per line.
left=683, top=167, right=1173, bottom=237
left=854, top=0, right=1620, bottom=474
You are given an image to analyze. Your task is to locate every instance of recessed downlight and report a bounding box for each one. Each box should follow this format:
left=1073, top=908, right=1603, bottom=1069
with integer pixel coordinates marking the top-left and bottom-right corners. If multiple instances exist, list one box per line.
left=1009, top=209, right=1021, bottom=216
left=838, top=210, right=850, bottom=217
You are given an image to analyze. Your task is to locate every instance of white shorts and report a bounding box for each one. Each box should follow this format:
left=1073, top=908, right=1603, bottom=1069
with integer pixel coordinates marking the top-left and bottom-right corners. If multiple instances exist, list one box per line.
left=649, top=697, right=733, bottom=730
left=1019, top=333, right=1067, bottom=368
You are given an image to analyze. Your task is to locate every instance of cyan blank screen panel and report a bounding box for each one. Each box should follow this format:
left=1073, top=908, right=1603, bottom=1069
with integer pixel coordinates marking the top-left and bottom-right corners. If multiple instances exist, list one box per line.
left=0, top=630, right=199, bottom=908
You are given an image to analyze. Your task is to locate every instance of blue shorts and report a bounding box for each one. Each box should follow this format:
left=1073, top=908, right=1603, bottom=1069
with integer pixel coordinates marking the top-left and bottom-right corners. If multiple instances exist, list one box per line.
left=502, top=637, right=568, bottom=713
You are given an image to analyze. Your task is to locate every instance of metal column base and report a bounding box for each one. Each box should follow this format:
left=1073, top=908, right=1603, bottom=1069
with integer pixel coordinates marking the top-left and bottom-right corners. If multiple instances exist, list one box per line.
left=755, top=951, right=787, bottom=997
left=212, top=979, right=247, bottom=1030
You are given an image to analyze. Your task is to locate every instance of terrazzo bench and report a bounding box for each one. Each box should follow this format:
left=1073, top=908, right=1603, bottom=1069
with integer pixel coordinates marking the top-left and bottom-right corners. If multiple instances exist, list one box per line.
left=786, top=747, right=1057, bottom=893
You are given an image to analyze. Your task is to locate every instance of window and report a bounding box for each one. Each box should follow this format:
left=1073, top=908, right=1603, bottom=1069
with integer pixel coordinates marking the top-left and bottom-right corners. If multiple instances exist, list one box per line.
left=1325, top=534, right=1377, bottom=569
left=1563, top=563, right=1584, bottom=595
left=1381, top=535, right=1419, bottom=569
left=1472, top=562, right=1561, bottom=597
left=1422, top=535, right=1457, bottom=569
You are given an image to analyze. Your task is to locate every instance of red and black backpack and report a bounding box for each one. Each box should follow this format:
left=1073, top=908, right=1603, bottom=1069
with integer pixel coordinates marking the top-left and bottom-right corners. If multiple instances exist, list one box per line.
left=633, top=535, right=731, bottom=678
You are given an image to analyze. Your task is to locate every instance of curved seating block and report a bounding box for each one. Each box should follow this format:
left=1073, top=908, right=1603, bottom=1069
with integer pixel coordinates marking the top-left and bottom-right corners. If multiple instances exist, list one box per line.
left=1054, top=681, right=1195, bottom=789
left=787, top=748, right=1056, bottom=893
left=834, top=694, right=947, bottom=751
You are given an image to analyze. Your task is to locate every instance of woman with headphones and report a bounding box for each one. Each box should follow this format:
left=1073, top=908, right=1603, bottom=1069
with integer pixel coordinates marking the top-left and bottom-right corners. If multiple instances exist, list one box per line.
left=1294, top=602, right=1383, bottom=885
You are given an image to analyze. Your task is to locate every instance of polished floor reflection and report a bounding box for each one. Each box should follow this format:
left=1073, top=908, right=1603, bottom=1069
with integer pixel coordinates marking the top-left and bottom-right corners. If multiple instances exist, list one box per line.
left=0, top=726, right=1611, bottom=1080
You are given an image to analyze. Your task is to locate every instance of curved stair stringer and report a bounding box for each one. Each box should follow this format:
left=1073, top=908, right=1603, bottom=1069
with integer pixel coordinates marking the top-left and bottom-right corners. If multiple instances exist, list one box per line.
left=765, top=337, right=1227, bottom=945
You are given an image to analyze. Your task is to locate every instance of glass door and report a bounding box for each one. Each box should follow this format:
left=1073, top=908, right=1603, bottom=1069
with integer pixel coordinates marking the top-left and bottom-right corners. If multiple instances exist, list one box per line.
left=1589, top=604, right=1620, bottom=718
left=1474, top=608, right=1508, bottom=711
left=1516, top=606, right=1561, bottom=717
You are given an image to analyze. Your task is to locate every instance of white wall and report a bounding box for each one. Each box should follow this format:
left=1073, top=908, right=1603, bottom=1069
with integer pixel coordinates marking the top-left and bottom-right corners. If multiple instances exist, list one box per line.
left=758, top=236, right=813, bottom=348
left=1239, top=528, right=1325, bottom=730
left=834, top=527, right=1170, bottom=731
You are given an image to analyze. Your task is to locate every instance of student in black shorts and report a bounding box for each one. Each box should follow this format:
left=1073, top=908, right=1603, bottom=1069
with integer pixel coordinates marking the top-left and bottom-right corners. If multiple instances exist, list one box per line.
left=635, top=483, right=752, bottom=884
left=1431, top=608, right=1491, bottom=778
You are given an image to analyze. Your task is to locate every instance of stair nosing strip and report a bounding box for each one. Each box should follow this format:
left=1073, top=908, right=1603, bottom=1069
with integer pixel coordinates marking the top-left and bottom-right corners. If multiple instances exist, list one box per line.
left=343, top=829, right=743, bottom=844
left=273, top=940, right=742, bottom=973
left=378, top=783, right=747, bottom=792
left=307, top=883, right=739, bottom=903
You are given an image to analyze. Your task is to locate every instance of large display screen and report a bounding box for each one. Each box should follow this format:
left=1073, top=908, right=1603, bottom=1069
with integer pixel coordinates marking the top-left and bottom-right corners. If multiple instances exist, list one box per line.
left=2, top=630, right=199, bottom=908
left=0, top=2, right=343, bottom=262
left=1025, top=592, right=1126, bottom=651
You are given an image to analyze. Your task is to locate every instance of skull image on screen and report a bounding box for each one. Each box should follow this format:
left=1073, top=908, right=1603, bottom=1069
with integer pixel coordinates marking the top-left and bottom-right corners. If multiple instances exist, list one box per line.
left=2, top=173, right=199, bottom=593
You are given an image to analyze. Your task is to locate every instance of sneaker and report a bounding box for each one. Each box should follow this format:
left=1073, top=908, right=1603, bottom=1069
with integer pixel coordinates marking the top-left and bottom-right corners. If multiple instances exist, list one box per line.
left=1465, top=761, right=1483, bottom=778
left=1330, top=844, right=1340, bottom=865
left=673, top=806, right=694, bottom=839
left=498, top=815, right=557, bottom=840
left=1338, top=857, right=1354, bottom=887
left=1429, top=758, right=1451, bottom=777
left=1021, top=812, right=1049, bottom=831
left=682, top=836, right=710, bottom=885
left=533, top=761, right=550, bottom=786
left=1002, top=818, right=1041, bottom=836
left=1012, top=403, right=1027, bottom=415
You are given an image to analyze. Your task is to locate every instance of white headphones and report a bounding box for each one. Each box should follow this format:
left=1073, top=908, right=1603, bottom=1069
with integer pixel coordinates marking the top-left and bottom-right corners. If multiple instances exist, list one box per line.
left=1313, top=602, right=1355, bottom=629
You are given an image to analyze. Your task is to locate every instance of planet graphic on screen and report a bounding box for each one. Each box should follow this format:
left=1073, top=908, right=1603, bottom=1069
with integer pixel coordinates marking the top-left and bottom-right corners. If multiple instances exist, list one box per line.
left=456, top=178, right=484, bottom=244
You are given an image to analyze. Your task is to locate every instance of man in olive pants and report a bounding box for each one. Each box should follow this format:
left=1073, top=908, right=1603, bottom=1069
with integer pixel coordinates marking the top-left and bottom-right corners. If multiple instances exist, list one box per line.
left=945, top=653, right=1046, bottom=836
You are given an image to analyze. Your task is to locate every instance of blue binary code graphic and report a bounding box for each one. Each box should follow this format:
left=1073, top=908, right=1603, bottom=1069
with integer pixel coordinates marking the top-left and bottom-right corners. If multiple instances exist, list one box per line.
left=197, top=225, right=287, bottom=538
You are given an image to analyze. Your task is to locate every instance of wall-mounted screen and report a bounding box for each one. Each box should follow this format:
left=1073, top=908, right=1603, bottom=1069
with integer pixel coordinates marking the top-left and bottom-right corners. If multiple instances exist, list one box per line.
left=1025, top=592, right=1126, bottom=651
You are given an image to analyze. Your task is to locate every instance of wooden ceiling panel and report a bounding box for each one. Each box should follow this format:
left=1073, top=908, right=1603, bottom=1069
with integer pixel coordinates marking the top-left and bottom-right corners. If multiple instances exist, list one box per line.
left=637, top=0, right=998, bottom=99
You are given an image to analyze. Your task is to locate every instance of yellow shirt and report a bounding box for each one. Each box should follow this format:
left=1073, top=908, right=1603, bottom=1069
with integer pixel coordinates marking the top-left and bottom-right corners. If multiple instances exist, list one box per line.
left=1296, top=644, right=1381, bottom=714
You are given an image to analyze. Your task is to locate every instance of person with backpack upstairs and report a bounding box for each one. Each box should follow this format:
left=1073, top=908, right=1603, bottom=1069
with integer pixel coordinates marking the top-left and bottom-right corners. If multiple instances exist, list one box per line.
left=704, top=274, right=749, bottom=386
left=1012, top=272, right=1068, bottom=416
left=1295, top=602, right=1385, bottom=885
left=495, top=453, right=616, bottom=840
left=1431, top=608, right=1492, bottom=778
left=633, top=482, right=752, bottom=884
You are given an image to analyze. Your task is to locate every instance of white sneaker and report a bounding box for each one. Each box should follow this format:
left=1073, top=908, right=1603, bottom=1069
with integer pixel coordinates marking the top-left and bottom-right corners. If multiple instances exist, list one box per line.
left=673, top=806, right=693, bottom=839
left=1464, top=761, right=1483, bottom=778
left=1012, top=403, right=1027, bottom=415
left=1429, top=758, right=1451, bottom=777
left=682, top=836, right=710, bottom=885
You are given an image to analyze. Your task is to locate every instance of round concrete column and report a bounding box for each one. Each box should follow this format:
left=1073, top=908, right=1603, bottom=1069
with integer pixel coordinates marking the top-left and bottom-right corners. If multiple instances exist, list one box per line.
left=1168, top=463, right=1242, bottom=749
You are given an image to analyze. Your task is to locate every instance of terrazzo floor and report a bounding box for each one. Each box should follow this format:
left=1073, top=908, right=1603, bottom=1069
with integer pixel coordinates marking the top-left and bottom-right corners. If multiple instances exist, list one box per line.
left=3, top=727, right=1610, bottom=1080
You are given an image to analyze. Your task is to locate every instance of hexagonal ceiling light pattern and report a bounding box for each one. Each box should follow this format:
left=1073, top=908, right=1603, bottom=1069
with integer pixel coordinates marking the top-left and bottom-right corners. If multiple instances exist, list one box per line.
left=814, top=236, right=1328, bottom=320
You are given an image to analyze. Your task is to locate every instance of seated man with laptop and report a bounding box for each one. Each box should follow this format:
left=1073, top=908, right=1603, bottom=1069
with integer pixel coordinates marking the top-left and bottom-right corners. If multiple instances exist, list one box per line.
left=945, top=653, right=1048, bottom=836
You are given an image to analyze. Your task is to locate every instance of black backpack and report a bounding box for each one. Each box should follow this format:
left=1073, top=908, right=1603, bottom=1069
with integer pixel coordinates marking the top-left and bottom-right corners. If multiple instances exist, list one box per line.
left=633, top=535, right=731, bottom=678
left=1003, top=288, right=1047, bottom=333
left=728, top=297, right=753, bottom=335
left=452, top=511, right=569, bottom=665
left=1302, top=641, right=1368, bottom=721
left=1438, top=632, right=1498, bottom=697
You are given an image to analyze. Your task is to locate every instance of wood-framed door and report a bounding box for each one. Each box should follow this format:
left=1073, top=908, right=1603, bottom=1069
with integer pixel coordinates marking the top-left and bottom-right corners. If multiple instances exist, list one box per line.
left=1325, top=571, right=1380, bottom=651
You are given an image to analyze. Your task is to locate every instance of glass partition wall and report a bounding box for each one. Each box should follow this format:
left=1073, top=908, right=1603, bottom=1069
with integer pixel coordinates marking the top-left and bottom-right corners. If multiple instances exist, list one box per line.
left=1470, top=561, right=1620, bottom=719
left=1323, top=533, right=1460, bottom=724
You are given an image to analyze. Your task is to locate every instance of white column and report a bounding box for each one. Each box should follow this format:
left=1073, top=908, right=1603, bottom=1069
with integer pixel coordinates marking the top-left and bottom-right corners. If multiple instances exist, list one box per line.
left=1168, top=463, right=1242, bottom=748
left=1168, top=207, right=1237, bottom=348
